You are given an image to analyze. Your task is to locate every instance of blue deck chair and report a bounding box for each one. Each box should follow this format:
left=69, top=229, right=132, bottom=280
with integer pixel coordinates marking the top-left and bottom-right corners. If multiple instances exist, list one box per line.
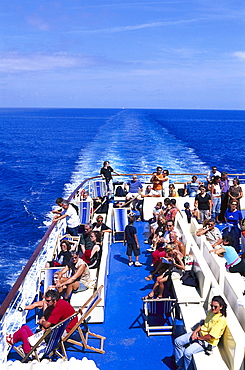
left=79, top=201, right=92, bottom=224
left=14, top=312, right=78, bottom=362
left=113, top=207, right=129, bottom=242
left=61, top=285, right=106, bottom=354
left=143, top=297, right=177, bottom=336
left=92, top=180, right=107, bottom=198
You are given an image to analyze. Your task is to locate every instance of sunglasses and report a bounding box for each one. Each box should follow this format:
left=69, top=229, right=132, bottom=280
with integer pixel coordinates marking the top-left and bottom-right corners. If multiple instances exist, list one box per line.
left=210, top=304, right=219, bottom=309
left=45, top=299, right=52, bottom=302
left=71, top=256, right=78, bottom=260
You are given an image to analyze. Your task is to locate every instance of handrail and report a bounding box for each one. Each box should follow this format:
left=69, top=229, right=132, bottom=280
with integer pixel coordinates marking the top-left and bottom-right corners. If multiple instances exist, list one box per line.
left=1, top=171, right=244, bottom=319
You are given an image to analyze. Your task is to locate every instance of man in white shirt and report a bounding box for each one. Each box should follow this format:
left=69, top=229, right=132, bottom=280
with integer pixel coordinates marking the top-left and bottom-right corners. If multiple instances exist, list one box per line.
left=53, top=200, right=80, bottom=236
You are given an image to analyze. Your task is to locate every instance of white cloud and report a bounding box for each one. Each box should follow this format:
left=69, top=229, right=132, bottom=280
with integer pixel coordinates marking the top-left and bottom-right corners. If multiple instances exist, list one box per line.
left=233, top=52, right=245, bottom=61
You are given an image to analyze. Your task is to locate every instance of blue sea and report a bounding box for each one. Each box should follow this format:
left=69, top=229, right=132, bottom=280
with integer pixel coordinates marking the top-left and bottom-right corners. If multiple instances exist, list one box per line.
left=0, top=108, right=245, bottom=304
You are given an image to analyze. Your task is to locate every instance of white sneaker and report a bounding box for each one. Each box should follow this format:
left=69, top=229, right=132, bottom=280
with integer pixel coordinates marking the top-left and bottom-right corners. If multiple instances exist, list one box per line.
left=128, top=261, right=133, bottom=266
left=135, top=261, right=142, bottom=267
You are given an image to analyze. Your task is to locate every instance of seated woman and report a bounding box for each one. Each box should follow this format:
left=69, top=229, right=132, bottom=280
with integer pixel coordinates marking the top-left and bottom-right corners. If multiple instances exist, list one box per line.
left=147, top=215, right=166, bottom=252
left=169, top=184, right=178, bottom=197
left=152, top=201, right=163, bottom=222
left=45, top=240, right=72, bottom=268
left=92, top=215, right=112, bottom=233
left=184, top=175, right=202, bottom=197
left=81, top=231, right=102, bottom=269
left=142, top=244, right=185, bottom=299
left=162, top=198, right=173, bottom=222
left=210, top=234, right=245, bottom=276
left=174, top=296, right=227, bottom=370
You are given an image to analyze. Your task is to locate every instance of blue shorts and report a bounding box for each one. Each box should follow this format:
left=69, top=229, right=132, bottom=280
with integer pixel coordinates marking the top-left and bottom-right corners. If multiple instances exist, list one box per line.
left=73, top=282, right=88, bottom=293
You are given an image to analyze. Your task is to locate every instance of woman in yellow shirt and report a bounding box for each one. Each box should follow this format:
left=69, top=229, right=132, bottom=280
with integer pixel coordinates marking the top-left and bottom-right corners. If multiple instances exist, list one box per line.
left=174, top=296, right=227, bottom=370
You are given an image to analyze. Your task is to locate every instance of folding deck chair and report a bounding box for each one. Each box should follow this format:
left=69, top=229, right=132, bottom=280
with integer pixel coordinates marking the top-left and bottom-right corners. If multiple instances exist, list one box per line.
left=113, top=207, right=129, bottom=242
left=61, top=285, right=106, bottom=354
left=79, top=201, right=92, bottom=224
left=92, top=180, right=107, bottom=198
left=14, top=312, right=78, bottom=363
left=143, top=297, right=177, bottom=336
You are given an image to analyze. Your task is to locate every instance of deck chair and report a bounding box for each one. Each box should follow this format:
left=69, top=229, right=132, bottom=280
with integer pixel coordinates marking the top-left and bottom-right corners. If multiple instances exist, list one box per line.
left=92, top=180, right=107, bottom=198
left=113, top=207, right=129, bottom=242
left=14, top=312, right=78, bottom=363
left=143, top=297, right=177, bottom=336
left=79, top=201, right=92, bottom=224
left=61, top=285, right=106, bottom=354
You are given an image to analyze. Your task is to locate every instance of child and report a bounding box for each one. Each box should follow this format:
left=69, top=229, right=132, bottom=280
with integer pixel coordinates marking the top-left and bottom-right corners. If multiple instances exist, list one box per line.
left=184, top=202, right=198, bottom=223
left=124, top=215, right=142, bottom=267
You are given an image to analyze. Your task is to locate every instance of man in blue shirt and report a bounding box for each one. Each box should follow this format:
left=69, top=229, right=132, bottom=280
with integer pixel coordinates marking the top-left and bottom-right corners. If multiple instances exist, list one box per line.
left=125, top=175, right=143, bottom=210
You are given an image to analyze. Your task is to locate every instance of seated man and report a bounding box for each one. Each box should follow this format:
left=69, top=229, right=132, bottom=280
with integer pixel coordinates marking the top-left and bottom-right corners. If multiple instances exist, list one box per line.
left=124, top=175, right=143, bottom=209
left=184, top=176, right=202, bottom=197
left=196, top=218, right=222, bottom=249
left=6, top=290, right=77, bottom=354
left=141, top=185, right=161, bottom=198
left=79, top=223, right=94, bottom=255
left=56, top=252, right=91, bottom=300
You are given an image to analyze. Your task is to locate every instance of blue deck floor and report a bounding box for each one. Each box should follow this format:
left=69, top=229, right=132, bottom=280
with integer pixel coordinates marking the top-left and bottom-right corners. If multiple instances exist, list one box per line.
left=9, top=221, right=177, bottom=369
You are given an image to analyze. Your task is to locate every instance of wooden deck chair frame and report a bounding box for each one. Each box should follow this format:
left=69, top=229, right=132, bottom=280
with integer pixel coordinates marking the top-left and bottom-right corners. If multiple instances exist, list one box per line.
left=14, top=312, right=78, bottom=363
left=143, top=297, right=177, bottom=336
left=62, top=285, right=106, bottom=354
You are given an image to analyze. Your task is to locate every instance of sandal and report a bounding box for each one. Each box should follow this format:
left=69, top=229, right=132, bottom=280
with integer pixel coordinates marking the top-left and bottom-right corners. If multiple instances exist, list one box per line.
left=142, top=294, right=154, bottom=300
left=145, top=275, right=153, bottom=281
left=6, top=334, right=14, bottom=346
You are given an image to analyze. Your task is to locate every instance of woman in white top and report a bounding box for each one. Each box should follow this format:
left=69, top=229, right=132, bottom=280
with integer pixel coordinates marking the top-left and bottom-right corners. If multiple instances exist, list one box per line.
left=211, top=176, right=221, bottom=222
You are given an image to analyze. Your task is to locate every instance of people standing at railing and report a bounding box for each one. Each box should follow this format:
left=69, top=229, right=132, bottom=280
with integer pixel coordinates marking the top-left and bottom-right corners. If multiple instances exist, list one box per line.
left=196, top=219, right=223, bottom=249
left=220, top=171, right=229, bottom=221
left=206, top=166, right=221, bottom=184
left=224, top=200, right=243, bottom=253
left=211, top=176, right=221, bottom=223
left=100, top=160, right=120, bottom=197
left=194, top=185, right=212, bottom=223
left=174, top=295, right=227, bottom=370
left=53, top=200, right=80, bottom=236
left=209, top=235, right=245, bottom=276
left=228, top=178, right=243, bottom=210
left=150, top=167, right=169, bottom=197
left=124, top=215, right=142, bottom=267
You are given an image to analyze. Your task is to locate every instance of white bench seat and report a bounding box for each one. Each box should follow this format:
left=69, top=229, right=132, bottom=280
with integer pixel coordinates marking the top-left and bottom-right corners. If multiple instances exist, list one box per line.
left=172, top=278, right=203, bottom=304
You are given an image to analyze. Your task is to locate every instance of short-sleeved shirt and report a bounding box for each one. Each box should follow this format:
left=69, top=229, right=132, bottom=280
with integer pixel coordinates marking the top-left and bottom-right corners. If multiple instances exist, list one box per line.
left=223, top=245, right=241, bottom=266
left=65, top=205, right=80, bottom=228
left=152, top=173, right=164, bottom=191
left=195, top=193, right=211, bottom=210
left=79, top=233, right=94, bottom=250
left=205, top=227, right=222, bottom=245
left=48, top=299, right=78, bottom=332
left=127, top=180, right=143, bottom=193
left=224, top=209, right=242, bottom=225
left=124, top=224, right=137, bottom=244
left=200, top=310, right=227, bottom=346
left=100, top=166, right=114, bottom=181
left=92, top=222, right=110, bottom=232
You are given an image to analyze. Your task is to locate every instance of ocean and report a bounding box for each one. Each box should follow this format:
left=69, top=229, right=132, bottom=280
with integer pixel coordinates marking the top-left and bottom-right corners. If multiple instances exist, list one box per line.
left=0, top=108, right=245, bottom=304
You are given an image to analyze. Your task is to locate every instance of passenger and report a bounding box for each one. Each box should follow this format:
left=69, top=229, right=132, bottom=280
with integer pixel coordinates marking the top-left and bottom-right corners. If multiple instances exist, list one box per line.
left=169, top=199, right=179, bottom=221
left=194, top=185, right=212, bottom=223
left=140, top=184, right=161, bottom=197
left=152, top=202, right=163, bottom=222
left=51, top=197, right=64, bottom=215
left=169, top=231, right=186, bottom=256
left=196, top=218, right=222, bottom=249
left=162, top=169, right=170, bottom=197
left=206, top=166, right=221, bottom=184
left=184, top=202, right=198, bottom=224
left=162, top=198, right=172, bottom=222
left=56, top=252, right=91, bottom=300
left=81, top=231, right=102, bottom=269
left=79, top=223, right=93, bottom=255
left=124, top=215, right=142, bottom=267
left=100, top=161, right=120, bottom=197
left=45, top=240, right=72, bottom=268
left=150, top=166, right=164, bottom=196
left=209, top=235, right=245, bottom=276
left=169, top=184, right=178, bottom=197
left=124, top=175, right=143, bottom=210
left=146, top=215, right=166, bottom=252
left=6, top=290, right=77, bottom=354
left=142, top=244, right=185, bottom=299
left=174, top=296, right=227, bottom=370
left=224, top=200, right=243, bottom=253
left=80, top=190, right=93, bottom=202
left=228, top=178, right=243, bottom=210
left=211, top=176, right=221, bottom=222
left=92, top=215, right=112, bottom=233
left=220, top=171, right=229, bottom=221
left=184, top=176, right=202, bottom=197
left=53, top=200, right=80, bottom=236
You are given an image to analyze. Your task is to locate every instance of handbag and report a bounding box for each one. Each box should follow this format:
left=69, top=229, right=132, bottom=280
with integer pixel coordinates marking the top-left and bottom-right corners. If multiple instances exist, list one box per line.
left=180, top=270, right=198, bottom=287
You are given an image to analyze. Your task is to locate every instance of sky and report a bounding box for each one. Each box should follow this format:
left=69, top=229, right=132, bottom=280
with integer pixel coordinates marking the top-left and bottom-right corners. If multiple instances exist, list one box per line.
left=0, top=0, right=244, bottom=109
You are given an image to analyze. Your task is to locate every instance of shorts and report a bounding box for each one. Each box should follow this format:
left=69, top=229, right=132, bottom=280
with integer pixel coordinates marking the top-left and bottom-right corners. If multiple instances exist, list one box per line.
left=73, top=282, right=88, bottom=293
left=126, top=243, right=140, bottom=257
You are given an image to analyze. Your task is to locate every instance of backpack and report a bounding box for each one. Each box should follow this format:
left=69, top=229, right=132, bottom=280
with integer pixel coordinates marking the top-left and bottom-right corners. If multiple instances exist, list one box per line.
left=115, top=186, right=126, bottom=197
left=71, top=203, right=79, bottom=215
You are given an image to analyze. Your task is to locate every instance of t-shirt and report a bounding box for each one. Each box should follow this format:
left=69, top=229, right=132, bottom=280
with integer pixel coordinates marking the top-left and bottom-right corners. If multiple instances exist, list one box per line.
left=205, top=227, right=222, bottom=245
left=127, top=180, right=143, bottom=193
left=79, top=233, right=94, bottom=250
left=47, top=299, right=78, bottom=332
left=223, top=245, right=240, bottom=266
left=92, top=222, right=110, bottom=232
left=124, top=224, right=137, bottom=244
left=200, top=310, right=227, bottom=346
left=152, top=173, right=164, bottom=191
left=195, top=193, right=211, bottom=210
left=224, top=209, right=242, bottom=225
left=68, top=258, right=91, bottom=285
left=100, top=166, right=114, bottom=181
left=65, top=205, right=80, bottom=228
